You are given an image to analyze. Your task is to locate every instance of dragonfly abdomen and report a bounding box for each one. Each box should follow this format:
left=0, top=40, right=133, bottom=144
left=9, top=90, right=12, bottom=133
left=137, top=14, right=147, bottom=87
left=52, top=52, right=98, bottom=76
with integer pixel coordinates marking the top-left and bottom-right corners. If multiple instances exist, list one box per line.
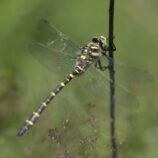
left=17, top=66, right=86, bottom=136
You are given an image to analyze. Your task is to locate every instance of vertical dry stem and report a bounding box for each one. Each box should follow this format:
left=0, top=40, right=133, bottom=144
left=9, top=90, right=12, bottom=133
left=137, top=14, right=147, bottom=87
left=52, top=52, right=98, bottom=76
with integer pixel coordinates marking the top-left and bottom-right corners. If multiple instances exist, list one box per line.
left=108, top=0, right=117, bottom=158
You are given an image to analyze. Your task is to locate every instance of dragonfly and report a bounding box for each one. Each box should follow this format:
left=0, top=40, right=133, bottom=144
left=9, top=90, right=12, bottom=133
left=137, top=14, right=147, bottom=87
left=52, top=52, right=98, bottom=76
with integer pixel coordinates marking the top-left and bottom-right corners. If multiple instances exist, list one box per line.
left=17, top=20, right=152, bottom=136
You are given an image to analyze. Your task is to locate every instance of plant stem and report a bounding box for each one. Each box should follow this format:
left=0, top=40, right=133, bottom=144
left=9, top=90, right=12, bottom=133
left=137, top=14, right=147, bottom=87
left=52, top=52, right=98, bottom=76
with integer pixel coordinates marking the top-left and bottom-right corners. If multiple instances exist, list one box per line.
left=108, top=0, right=117, bottom=158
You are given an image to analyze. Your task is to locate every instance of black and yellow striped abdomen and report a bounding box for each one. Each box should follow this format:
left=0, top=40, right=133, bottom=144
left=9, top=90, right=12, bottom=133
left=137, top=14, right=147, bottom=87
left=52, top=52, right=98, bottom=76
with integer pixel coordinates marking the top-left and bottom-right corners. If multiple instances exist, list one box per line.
left=17, top=41, right=102, bottom=136
left=17, top=68, right=82, bottom=136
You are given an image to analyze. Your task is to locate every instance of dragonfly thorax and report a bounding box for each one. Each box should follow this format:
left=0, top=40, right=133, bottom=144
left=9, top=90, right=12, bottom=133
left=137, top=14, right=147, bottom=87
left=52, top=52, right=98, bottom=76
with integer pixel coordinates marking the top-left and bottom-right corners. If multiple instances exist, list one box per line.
left=75, top=41, right=104, bottom=74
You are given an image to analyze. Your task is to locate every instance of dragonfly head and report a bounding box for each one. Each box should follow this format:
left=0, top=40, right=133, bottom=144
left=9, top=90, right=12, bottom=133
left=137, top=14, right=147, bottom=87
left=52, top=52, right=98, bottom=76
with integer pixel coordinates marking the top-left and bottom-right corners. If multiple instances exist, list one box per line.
left=92, top=36, right=107, bottom=51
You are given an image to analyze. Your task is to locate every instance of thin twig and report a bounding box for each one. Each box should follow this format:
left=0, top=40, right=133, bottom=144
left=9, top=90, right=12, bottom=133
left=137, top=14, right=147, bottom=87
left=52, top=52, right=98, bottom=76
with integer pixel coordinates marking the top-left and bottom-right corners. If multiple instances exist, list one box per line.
left=108, top=0, right=117, bottom=158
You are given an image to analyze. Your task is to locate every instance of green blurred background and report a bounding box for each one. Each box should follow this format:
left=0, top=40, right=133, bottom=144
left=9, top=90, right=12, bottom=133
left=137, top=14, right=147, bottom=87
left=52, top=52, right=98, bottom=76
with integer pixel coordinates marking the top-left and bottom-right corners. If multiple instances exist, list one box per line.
left=0, top=0, right=157, bottom=157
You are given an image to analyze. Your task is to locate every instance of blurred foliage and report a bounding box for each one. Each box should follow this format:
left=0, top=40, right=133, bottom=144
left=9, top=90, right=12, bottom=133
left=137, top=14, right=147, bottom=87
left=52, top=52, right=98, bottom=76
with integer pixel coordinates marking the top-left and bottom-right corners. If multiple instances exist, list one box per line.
left=0, top=0, right=158, bottom=158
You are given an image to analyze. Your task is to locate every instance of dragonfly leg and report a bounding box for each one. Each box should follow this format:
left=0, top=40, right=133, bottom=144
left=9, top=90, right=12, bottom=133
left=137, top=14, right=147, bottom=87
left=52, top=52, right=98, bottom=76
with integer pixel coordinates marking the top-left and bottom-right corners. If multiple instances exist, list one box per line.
left=94, top=59, right=108, bottom=71
left=106, top=42, right=116, bottom=51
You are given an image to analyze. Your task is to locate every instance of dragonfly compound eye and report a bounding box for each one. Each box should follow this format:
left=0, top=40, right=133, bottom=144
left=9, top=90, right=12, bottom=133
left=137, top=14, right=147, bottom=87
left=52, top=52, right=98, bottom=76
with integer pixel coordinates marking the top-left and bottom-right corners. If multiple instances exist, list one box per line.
left=99, top=36, right=107, bottom=50
left=92, top=37, right=99, bottom=43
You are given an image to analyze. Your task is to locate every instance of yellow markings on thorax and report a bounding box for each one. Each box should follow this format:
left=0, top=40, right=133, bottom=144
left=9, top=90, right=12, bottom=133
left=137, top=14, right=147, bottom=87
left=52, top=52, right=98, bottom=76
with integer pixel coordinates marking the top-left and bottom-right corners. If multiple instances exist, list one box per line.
left=66, top=78, right=70, bottom=82
left=84, top=49, right=88, bottom=53
left=60, top=82, right=65, bottom=87
left=26, top=120, right=34, bottom=126
left=80, top=55, right=86, bottom=60
left=91, top=52, right=100, bottom=56
left=51, top=92, right=56, bottom=96
left=70, top=73, right=75, bottom=78
left=33, top=112, right=40, bottom=117
left=91, top=46, right=98, bottom=49
left=86, top=60, right=93, bottom=64
left=77, top=66, right=86, bottom=72
left=43, top=102, right=47, bottom=107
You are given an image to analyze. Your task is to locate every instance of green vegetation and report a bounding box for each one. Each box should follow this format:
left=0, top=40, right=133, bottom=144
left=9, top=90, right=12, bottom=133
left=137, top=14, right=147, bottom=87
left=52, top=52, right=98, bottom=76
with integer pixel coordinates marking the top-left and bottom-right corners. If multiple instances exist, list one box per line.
left=0, top=0, right=157, bottom=157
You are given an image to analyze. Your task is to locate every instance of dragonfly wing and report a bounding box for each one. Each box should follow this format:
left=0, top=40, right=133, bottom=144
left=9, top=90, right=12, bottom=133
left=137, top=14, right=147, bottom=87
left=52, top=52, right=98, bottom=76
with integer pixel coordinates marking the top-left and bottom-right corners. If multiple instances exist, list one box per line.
left=29, top=20, right=81, bottom=77
left=37, top=19, right=81, bottom=57
left=79, top=54, right=153, bottom=108
left=75, top=64, right=139, bottom=110
left=104, top=55, right=153, bottom=86
left=29, top=42, right=77, bottom=77
left=75, top=54, right=153, bottom=109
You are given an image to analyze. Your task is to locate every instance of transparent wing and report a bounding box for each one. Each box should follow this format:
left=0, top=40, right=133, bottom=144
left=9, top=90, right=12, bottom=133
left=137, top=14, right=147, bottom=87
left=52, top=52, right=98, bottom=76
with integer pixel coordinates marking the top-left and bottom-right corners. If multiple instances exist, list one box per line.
left=37, top=19, right=81, bottom=57
left=29, top=42, right=77, bottom=77
left=29, top=20, right=81, bottom=77
left=75, top=64, right=139, bottom=110
left=69, top=57, right=153, bottom=150
left=74, top=55, right=153, bottom=109
left=104, top=55, right=153, bottom=86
